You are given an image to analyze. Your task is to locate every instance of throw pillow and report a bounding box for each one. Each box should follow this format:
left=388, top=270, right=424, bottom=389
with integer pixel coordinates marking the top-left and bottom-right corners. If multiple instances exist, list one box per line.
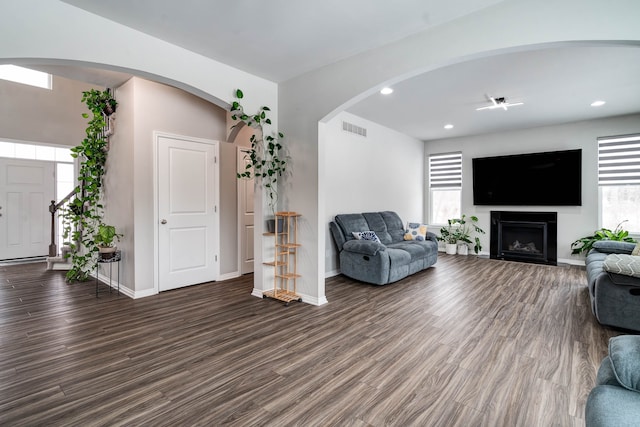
left=632, top=242, right=640, bottom=256
left=603, top=254, right=640, bottom=278
left=352, top=231, right=382, bottom=243
left=404, top=222, right=427, bottom=241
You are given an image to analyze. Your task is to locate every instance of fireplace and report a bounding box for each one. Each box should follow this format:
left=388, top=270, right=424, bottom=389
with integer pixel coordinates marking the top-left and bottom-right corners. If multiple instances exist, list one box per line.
left=490, top=211, right=557, bottom=265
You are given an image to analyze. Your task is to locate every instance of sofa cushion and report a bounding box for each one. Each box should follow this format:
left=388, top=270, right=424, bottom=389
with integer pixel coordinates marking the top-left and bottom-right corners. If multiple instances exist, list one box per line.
left=593, top=240, right=637, bottom=254
left=404, top=222, right=428, bottom=241
left=336, top=214, right=370, bottom=241
left=608, top=335, right=640, bottom=392
left=362, top=212, right=392, bottom=244
left=604, top=254, right=640, bottom=278
left=387, top=242, right=427, bottom=261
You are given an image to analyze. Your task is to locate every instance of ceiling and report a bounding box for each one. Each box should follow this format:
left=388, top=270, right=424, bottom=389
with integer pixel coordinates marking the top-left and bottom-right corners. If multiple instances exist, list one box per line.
left=42, top=1, right=640, bottom=141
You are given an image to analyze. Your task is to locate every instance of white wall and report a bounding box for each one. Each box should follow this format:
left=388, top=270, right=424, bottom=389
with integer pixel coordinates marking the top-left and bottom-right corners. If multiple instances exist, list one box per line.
left=0, top=75, right=97, bottom=146
left=425, top=113, right=640, bottom=264
left=105, top=77, right=238, bottom=295
left=324, top=112, right=424, bottom=276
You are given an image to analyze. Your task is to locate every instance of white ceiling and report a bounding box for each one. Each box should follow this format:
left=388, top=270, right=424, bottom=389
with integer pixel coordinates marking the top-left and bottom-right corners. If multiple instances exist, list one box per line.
left=47, top=1, right=640, bottom=141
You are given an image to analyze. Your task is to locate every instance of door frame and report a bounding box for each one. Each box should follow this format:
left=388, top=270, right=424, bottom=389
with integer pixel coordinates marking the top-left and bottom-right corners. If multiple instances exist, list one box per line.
left=152, top=131, right=220, bottom=294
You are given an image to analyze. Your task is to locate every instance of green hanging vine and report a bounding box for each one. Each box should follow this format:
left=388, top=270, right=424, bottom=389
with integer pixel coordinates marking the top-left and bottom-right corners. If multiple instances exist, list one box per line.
left=232, top=89, right=287, bottom=214
left=62, top=89, right=116, bottom=282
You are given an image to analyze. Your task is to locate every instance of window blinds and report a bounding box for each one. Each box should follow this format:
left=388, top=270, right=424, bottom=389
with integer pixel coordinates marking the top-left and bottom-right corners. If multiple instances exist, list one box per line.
left=598, top=134, right=640, bottom=186
left=429, top=152, right=462, bottom=189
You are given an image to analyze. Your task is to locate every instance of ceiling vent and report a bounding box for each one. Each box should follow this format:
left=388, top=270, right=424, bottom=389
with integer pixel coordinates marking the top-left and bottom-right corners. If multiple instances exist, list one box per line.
left=342, top=121, right=367, bottom=137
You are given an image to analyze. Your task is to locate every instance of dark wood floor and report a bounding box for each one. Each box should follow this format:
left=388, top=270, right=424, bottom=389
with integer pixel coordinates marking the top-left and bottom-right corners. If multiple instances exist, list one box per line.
left=0, top=255, right=622, bottom=426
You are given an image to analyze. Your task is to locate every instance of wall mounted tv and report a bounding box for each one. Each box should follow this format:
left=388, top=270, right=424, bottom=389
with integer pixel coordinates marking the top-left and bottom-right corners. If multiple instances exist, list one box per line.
left=472, top=149, right=582, bottom=206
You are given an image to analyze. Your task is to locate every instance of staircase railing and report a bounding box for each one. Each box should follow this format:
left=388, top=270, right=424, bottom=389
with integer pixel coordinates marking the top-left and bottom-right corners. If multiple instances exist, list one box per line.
left=48, top=189, right=76, bottom=257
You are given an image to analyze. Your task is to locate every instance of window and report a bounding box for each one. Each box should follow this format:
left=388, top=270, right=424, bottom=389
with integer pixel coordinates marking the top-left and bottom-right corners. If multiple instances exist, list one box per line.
left=429, top=152, right=462, bottom=225
left=0, top=64, right=52, bottom=89
left=598, top=134, right=640, bottom=233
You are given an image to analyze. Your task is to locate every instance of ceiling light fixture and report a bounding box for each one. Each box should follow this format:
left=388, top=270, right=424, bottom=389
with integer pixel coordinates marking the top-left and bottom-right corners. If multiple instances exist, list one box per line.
left=380, top=87, right=393, bottom=95
left=476, top=96, right=523, bottom=111
left=591, top=100, right=606, bottom=107
left=444, top=124, right=454, bottom=130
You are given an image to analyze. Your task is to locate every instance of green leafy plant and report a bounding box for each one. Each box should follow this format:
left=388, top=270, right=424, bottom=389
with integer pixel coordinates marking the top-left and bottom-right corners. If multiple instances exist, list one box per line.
left=570, top=221, right=636, bottom=255
left=94, top=223, right=123, bottom=249
left=232, top=89, right=287, bottom=214
left=438, top=214, right=486, bottom=254
left=62, top=88, right=117, bottom=282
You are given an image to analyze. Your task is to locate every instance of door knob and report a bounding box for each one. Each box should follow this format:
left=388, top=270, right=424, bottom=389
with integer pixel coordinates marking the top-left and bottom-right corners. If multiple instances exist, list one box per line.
left=161, top=219, right=167, bottom=224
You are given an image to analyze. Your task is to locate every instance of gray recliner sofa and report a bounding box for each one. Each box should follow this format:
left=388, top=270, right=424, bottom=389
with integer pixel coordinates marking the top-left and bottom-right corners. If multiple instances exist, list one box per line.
left=329, top=211, right=438, bottom=285
left=586, top=240, right=640, bottom=331
left=586, top=335, right=640, bottom=426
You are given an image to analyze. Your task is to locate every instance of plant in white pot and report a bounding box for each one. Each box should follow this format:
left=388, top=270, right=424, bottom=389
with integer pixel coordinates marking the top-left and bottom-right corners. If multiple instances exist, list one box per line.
left=438, top=220, right=460, bottom=255
left=94, top=223, right=123, bottom=260
left=438, top=215, right=485, bottom=255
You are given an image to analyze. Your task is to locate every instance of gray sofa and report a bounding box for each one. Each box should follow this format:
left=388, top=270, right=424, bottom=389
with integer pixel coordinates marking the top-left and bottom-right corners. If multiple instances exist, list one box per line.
left=329, top=211, right=438, bottom=285
left=586, top=240, right=640, bottom=331
left=586, top=335, right=640, bottom=426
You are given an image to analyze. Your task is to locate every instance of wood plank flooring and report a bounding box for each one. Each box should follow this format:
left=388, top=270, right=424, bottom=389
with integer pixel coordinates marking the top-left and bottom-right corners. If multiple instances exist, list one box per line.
left=0, top=255, right=623, bottom=426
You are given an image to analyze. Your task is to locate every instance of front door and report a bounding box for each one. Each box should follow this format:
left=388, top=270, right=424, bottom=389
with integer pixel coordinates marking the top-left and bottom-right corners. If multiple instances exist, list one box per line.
left=0, top=158, right=54, bottom=260
left=157, top=134, right=219, bottom=291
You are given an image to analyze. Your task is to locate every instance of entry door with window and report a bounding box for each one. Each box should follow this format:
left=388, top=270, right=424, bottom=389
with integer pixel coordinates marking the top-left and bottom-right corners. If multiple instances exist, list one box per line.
left=157, top=134, right=219, bottom=291
left=0, top=158, right=54, bottom=260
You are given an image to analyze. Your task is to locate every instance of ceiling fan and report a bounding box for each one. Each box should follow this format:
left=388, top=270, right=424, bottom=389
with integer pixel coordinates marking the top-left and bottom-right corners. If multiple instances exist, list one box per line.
left=476, top=95, right=523, bottom=111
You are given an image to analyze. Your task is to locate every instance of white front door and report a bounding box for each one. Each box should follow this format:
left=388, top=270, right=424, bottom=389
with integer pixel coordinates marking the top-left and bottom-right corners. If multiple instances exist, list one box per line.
left=0, top=158, right=55, bottom=260
left=157, top=134, right=219, bottom=291
left=238, top=147, right=254, bottom=274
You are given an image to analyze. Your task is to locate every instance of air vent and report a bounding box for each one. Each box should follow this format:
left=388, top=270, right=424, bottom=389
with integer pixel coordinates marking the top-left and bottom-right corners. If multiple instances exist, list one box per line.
left=342, top=121, right=367, bottom=137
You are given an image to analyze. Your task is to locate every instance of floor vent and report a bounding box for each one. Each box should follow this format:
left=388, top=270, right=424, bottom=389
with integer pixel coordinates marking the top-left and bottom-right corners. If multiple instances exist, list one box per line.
left=342, top=121, right=367, bottom=137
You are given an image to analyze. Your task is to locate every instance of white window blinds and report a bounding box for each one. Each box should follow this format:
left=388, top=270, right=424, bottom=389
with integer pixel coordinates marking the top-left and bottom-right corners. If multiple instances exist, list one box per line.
left=429, top=152, right=462, bottom=189
left=598, top=134, right=640, bottom=186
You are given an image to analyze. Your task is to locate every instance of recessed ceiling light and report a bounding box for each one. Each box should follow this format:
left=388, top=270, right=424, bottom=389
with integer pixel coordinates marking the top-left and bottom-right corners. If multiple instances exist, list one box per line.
left=380, top=87, right=393, bottom=95
left=444, top=124, right=454, bottom=130
left=591, top=100, right=606, bottom=107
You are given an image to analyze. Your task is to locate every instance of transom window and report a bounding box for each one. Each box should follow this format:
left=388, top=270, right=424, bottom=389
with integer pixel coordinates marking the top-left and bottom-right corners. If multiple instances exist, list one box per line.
left=598, top=134, right=640, bottom=233
left=0, top=65, right=52, bottom=90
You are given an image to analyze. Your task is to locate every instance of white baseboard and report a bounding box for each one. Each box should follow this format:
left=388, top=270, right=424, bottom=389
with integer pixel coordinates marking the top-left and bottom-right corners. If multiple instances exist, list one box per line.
left=218, top=271, right=241, bottom=281
left=325, top=269, right=340, bottom=278
left=251, top=287, right=328, bottom=306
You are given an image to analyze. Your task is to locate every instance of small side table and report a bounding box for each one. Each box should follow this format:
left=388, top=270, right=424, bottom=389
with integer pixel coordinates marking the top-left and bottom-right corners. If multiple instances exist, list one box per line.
left=96, top=250, right=121, bottom=297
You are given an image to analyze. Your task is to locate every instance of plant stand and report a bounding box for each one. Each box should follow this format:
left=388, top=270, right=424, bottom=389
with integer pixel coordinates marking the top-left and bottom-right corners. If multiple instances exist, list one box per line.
left=263, top=212, right=302, bottom=306
left=95, top=250, right=121, bottom=297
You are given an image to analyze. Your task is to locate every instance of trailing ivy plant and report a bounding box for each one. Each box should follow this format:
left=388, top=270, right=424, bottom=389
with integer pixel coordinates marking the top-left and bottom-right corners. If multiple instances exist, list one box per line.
left=232, top=89, right=287, bottom=214
left=63, top=89, right=117, bottom=282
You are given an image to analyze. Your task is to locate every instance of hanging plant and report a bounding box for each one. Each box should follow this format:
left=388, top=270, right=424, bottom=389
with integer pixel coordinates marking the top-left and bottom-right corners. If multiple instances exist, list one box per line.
left=63, top=89, right=117, bottom=282
left=232, top=89, right=287, bottom=215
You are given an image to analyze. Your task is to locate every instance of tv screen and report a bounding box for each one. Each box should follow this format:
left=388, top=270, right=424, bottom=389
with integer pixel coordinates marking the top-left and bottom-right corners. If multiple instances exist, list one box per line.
left=472, top=149, right=582, bottom=206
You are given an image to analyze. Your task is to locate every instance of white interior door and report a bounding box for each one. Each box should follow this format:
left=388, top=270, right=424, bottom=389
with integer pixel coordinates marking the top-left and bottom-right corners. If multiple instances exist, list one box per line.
left=157, top=134, right=219, bottom=291
left=0, top=158, right=55, bottom=260
left=238, top=147, right=254, bottom=274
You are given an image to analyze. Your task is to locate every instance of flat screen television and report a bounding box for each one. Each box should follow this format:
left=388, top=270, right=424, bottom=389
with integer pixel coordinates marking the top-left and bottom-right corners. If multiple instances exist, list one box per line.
left=472, top=149, right=582, bottom=206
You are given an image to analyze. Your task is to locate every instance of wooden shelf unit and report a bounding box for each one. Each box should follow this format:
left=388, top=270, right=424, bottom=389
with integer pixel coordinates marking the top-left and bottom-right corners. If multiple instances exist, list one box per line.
left=263, top=211, right=302, bottom=305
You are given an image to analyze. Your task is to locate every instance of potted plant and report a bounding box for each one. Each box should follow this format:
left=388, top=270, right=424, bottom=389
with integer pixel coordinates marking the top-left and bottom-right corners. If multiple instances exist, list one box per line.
left=454, top=214, right=485, bottom=255
left=438, top=215, right=485, bottom=255
left=94, top=223, right=123, bottom=260
left=571, top=220, right=636, bottom=255
left=438, top=220, right=460, bottom=254
left=232, top=89, right=288, bottom=232
left=82, top=88, right=118, bottom=116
